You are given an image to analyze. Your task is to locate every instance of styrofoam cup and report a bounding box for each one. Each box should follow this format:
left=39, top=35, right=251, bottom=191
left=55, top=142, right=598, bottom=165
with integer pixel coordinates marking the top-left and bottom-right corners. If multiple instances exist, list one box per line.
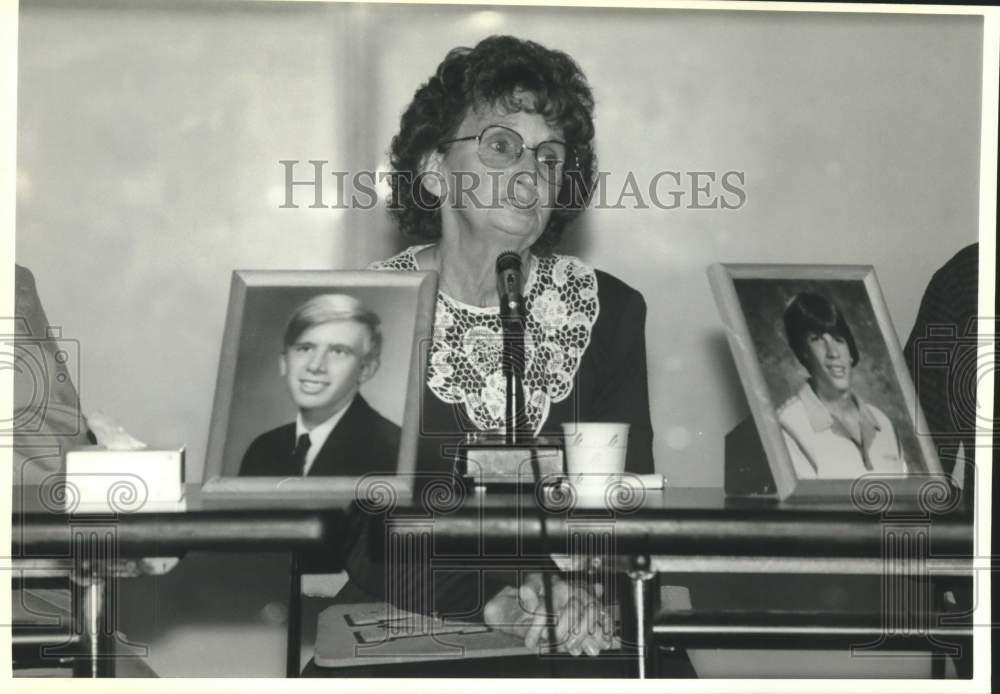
left=561, top=422, right=630, bottom=453
left=562, top=423, right=629, bottom=497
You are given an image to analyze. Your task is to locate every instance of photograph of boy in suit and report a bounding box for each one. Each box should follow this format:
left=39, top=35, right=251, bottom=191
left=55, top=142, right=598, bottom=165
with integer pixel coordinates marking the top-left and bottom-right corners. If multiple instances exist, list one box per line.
left=239, top=294, right=401, bottom=477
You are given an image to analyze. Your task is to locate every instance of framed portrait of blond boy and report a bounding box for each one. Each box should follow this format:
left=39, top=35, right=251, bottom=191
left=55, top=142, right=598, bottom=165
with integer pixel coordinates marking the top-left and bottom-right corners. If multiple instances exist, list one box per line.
left=708, top=263, right=945, bottom=501
left=201, top=270, right=436, bottom=495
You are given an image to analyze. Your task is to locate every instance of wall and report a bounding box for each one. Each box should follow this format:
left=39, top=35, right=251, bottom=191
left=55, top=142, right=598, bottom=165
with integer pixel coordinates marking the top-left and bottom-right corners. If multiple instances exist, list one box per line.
left=14, top=0, right=985, bottom=678
left=17, top=0, right=352, bottom=483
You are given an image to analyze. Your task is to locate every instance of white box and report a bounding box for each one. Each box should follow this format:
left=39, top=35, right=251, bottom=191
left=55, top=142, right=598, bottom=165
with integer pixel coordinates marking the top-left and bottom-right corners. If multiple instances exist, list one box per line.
left=61, top=447, right=186, bottom=513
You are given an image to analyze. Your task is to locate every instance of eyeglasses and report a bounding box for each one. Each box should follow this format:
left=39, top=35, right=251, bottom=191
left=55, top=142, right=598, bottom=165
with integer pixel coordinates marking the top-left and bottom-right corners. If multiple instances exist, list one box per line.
left=438, top=125, right=571, bottom=183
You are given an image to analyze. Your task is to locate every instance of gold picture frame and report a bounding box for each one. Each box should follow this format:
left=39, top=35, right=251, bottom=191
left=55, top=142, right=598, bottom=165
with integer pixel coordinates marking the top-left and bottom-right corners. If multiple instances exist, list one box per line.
left=202, top=270, right=437, bottom=496
left=709, top=263, right=944, bottom=500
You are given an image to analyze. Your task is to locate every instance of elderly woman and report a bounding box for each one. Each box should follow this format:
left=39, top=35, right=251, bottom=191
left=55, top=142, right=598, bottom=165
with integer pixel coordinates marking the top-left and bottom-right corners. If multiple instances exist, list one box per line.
left=330, top=35, right=655, bottom=667
left=779, top=292, right=907, bottom=478
left=374, top=36, right=653, bottom=472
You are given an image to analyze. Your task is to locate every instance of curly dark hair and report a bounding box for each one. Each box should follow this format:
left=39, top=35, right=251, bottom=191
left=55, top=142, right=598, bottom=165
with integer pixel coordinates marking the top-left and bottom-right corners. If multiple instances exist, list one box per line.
left=387, top=35, right=598, bottom=256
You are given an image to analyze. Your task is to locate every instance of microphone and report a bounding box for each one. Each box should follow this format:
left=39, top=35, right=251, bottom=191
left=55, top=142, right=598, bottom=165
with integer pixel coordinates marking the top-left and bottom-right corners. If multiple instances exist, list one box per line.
left=454, top=252, right=563, bottom=495
left=495, top=251, right=525, bottom=321
left=496, top=252, right=528, bottom=443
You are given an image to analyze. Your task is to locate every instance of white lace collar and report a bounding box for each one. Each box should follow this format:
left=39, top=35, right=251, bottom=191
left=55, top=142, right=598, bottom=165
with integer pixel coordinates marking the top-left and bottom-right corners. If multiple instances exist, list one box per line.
left=371, top=244, right=600, bottom=434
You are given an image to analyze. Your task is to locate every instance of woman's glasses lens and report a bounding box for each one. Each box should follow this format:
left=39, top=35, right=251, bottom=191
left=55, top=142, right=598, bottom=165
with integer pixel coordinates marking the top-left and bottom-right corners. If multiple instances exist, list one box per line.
left=478, top=126, right=566, bottom=181
left=535, top=143, right=566, bottom=180
left=479, top=127, right=521, bottom=166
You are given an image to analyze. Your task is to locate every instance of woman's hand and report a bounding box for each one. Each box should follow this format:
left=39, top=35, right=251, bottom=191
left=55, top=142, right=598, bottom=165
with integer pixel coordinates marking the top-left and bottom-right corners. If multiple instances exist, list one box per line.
left=483, top=572, right=614, bottom=656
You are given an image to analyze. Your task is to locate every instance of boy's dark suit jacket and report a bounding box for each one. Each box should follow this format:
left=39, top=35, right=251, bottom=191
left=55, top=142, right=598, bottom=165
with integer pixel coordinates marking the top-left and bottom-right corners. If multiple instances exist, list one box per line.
left=238, top=394, right=400, bottom=476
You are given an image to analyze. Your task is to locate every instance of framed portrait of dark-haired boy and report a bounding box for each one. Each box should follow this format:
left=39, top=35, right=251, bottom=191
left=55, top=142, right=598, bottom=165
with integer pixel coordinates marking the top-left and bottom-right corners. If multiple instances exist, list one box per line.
left=709, top=263, right=944, bottom=501
left=201, top=270, right=436, bottom=496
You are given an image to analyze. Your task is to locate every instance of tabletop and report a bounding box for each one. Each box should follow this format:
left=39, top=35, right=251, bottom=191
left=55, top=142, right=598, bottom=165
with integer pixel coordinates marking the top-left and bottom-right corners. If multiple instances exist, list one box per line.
left=12, top=483, right=356, bottom=555
left=13, top=481, right=974, bottom=560
left=369, top=483, right=974, bottom=558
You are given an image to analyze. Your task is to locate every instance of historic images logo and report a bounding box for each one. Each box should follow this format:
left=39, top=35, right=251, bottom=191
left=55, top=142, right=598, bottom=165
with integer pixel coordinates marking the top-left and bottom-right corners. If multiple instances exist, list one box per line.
left=277, top=161, right=747, bottom=211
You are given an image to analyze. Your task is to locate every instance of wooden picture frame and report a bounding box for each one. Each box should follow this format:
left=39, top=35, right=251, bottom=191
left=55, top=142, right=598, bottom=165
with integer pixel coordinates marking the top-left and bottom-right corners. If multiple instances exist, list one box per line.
left=201, top=270, right=436, bottom=495
left=708, top=263, right=943, bottom=500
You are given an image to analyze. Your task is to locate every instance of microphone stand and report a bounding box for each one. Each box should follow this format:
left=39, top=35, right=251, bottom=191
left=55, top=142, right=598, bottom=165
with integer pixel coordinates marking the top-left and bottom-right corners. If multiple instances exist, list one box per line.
left=496, top=252, right=557, bottom=657
left=499, top=288, right=528, bottom=444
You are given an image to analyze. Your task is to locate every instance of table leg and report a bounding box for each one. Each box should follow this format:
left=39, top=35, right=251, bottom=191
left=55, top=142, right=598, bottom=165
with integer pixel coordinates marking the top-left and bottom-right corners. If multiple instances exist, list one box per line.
left=37, top=525, right=150, bottom=676
left=85, top=573, right=115, bottom=677
left=66, top=562, right=113, bottom=677
left=286, top=553, right=302, bottom=678
left=66, top=526, right=120, bottom=677
left=627, top=561, right=655, bottom=679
